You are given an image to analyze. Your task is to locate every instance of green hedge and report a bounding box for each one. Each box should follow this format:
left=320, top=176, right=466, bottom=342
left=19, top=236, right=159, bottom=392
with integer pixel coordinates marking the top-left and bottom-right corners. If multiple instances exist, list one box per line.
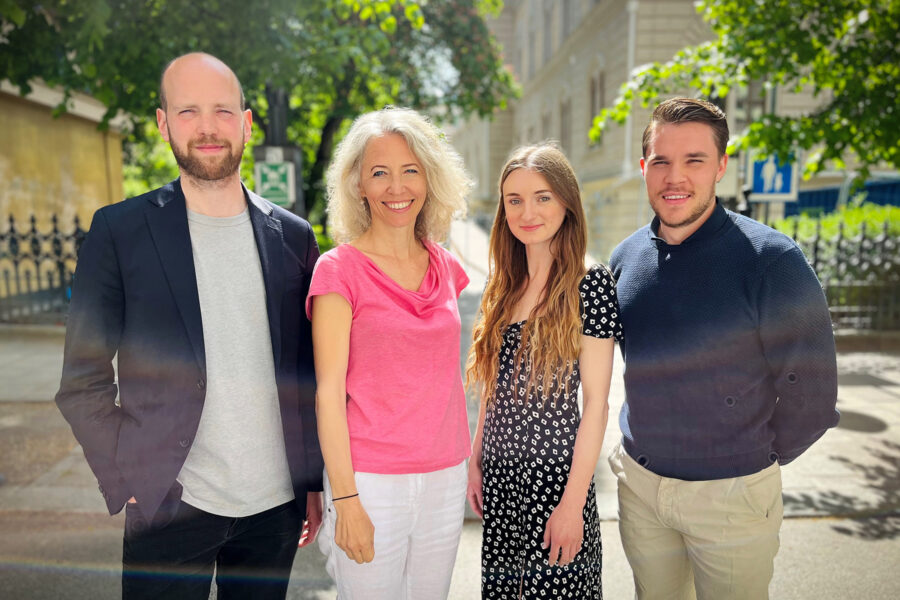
left=770, top=201, right=899, bottom=284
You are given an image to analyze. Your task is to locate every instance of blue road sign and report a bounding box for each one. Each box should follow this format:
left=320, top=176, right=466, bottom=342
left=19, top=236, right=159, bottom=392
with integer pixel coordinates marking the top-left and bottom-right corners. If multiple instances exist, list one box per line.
left=748, top=152, right=798, bottom=202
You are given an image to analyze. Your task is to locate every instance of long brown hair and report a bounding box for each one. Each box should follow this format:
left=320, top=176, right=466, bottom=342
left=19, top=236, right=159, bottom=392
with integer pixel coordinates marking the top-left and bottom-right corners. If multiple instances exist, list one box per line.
left=466, top=143, right=588, bottom=405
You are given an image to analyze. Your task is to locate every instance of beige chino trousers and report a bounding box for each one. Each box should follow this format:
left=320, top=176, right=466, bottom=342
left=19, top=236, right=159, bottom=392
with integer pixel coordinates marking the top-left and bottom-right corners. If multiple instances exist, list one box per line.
left=609, top=443, right=783, bottom=600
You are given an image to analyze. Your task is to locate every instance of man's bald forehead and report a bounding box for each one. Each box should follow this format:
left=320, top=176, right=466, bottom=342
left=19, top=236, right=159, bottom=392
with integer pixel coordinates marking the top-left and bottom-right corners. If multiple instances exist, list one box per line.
left=158, top=52, right=245, bottom=111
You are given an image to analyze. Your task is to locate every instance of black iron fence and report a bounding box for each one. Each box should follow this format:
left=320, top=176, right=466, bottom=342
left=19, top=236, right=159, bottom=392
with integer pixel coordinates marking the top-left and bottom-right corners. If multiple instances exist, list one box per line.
left=0, top=215, right=85, bottom=324
left=1, top=214, right=898, bottom=330
left=789, top=219, right=899, bottom=330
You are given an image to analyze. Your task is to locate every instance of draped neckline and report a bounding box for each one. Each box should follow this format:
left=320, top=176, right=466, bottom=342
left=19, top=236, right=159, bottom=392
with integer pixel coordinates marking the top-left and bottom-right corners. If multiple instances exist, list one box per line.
left=342, top=241, right=439, bottom=299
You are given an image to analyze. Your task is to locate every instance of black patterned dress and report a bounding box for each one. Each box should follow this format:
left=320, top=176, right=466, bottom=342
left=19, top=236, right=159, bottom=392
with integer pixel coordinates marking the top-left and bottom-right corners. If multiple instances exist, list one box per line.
left=481, top=265, right=624, bottom=599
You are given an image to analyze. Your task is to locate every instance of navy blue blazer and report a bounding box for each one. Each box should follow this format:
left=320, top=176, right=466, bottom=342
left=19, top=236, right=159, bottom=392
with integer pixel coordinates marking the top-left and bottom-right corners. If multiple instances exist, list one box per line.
left=56, top=179, right=322, bottom=523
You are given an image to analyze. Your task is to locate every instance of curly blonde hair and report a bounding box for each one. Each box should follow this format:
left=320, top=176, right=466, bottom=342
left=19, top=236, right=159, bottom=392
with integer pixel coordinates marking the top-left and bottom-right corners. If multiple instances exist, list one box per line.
left=326, top=107, right=471, bottom=243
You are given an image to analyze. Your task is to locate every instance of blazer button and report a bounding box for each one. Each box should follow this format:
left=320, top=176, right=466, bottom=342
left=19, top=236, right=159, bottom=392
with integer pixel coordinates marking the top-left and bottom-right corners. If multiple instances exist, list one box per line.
left=179, top=438, right=191, bottom=448
left=132, top=517, right=147, bottom=534
left=197, top=379, right=205, bottom=390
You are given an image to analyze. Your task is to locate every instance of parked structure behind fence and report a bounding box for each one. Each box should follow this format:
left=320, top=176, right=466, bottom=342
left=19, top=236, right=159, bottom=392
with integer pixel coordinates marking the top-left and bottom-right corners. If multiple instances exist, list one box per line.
left=790, top=219, right=899, bottom=330
left=1, top=213, right=897, bottom=329
left=0, top=215, right=85, bottom=324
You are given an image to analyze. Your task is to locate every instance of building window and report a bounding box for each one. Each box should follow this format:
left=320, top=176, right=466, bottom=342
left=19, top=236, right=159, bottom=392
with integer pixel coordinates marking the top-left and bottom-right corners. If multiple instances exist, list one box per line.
left=528, top=23, right=537, bottom=79
left=589, top=71, right=606, bottom=145
left=541, top=111, right=552, bottom=141
left=560, top=99, right=572, bottom=154
left=732, top=79, right=767, bottom=131
left=543, top=3, right=553, bottom=65
left=561, top=0, right=573, bottom=39
left=513, top=25, right=523, bottom=79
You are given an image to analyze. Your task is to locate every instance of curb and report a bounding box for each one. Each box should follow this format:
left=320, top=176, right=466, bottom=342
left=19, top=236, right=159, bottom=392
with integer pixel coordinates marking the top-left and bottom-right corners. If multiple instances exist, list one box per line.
left=834, top=329, right=900, bottom=353
left=0, top=323, right=67, bottom=337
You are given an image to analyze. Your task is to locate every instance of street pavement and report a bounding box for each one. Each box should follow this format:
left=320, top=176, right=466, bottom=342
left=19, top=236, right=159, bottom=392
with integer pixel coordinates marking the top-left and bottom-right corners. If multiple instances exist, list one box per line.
left=1, top=220, right=899, bottom=598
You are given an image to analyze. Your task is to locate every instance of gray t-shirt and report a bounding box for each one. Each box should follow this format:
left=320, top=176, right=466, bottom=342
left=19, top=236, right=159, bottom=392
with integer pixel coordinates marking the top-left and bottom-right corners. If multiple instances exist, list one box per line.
left=178, top=207, right=294, bottom=517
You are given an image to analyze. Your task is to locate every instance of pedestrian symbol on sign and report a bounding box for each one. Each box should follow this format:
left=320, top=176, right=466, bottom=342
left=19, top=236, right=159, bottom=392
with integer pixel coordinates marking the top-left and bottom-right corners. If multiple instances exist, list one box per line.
left=747, top=152, right=798, bottom=202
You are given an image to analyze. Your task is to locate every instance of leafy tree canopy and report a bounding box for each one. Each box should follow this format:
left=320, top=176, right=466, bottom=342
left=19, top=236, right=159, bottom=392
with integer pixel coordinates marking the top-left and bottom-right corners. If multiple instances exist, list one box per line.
left=1, top=0, right=517, bottom=218
left=590, top=0, right=899, bottom=184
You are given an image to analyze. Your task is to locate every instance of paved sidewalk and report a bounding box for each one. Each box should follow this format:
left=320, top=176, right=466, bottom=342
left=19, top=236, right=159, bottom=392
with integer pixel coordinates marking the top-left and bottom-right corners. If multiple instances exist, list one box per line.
left=0, top=325, right=66, bottom=403
left=1, top=324, right=899, bottom=598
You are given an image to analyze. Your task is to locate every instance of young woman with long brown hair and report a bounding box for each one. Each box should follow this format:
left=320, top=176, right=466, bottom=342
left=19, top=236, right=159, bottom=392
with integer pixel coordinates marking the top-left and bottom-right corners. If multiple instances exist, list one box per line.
left=466, top=143, right=622, bottom=598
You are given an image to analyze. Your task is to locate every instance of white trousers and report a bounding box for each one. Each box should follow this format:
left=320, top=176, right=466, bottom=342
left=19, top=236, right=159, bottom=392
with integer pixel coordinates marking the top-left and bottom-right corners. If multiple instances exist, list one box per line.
left=318, top=460, right=467, bottom=600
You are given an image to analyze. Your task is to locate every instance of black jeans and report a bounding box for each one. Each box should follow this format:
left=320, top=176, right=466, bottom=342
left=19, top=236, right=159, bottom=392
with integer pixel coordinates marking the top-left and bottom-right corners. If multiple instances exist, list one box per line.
left=122, top=499, right=301, bottom=600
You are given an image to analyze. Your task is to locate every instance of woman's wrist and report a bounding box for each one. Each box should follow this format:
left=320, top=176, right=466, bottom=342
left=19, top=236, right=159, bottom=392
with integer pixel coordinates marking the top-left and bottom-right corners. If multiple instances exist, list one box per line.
left=333, top=494, right=363, bottom=514
left=558, top=489, right=586, bottom=511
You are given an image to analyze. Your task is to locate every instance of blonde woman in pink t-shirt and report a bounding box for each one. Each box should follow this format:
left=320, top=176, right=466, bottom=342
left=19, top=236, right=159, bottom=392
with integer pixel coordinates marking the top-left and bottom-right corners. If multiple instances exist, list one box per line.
left=306, top=107, right=473, bottom=599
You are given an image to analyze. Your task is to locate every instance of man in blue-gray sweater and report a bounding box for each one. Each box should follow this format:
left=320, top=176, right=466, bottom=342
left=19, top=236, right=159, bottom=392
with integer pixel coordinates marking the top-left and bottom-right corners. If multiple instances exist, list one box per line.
left=608, top=98, right=839, bottom=600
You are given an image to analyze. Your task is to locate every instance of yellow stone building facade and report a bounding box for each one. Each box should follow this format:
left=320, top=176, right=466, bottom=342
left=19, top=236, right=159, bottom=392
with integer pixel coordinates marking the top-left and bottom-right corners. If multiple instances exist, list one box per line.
left=0, top=81, right=124, bottom=304
left=0, top=80, right=124, bottom=230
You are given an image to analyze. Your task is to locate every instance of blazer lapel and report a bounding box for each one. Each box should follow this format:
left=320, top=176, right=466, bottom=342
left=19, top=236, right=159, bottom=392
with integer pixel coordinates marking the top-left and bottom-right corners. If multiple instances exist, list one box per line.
left=144, top=180, right=206, bottom=376
left=246, top=188, right=285, bottom=370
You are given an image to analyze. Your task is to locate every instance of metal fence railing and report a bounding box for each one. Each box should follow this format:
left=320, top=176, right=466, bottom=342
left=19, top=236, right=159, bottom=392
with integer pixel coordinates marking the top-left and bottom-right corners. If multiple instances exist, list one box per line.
left=789, top=219, right=899, bottom=330
left=0, top=215, right=85, bottom=324
left=1, top=213, right=898, bottom=330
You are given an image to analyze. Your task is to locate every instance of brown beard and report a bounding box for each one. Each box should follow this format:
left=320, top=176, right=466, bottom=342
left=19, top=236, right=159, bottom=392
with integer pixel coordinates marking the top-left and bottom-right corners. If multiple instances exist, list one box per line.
left=169, top=131, right=244, bottom=182
left=654, top=193, right=715, bottom=230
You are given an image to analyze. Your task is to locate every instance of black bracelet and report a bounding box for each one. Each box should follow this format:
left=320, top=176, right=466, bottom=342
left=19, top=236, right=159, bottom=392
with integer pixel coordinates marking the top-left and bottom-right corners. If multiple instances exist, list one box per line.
left=332, top=493, right=359, bottom=502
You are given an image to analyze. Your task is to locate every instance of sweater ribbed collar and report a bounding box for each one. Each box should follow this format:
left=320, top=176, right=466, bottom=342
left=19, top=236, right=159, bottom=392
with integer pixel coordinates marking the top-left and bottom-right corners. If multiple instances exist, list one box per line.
left=649, top=198, right=730, bottom=247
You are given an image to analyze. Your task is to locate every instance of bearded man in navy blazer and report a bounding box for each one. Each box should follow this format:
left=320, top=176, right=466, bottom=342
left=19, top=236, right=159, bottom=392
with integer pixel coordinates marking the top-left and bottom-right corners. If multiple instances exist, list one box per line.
left=55, top=53, right=323, bottom=599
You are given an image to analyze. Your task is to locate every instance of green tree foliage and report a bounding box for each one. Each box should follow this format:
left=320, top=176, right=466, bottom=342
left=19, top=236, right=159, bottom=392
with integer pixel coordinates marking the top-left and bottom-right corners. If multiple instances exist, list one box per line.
left=589, top=0, right=899, bottom=183
left=121, top=123, right=179, bottom=200
left=1, top=0, right=517, bottom=219
left=773, top=202, right=900, bottom=241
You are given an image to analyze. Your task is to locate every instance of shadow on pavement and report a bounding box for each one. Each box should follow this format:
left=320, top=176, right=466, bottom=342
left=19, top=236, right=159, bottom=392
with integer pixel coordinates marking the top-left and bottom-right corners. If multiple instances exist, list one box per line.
left=836, top=409, right=888, bottom=433
left=783, top=439, right=900, bottom=540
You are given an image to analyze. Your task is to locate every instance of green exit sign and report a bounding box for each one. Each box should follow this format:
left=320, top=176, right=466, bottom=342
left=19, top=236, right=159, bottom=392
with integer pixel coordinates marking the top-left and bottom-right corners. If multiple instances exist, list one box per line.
left=255, top=161, right=295, bottom=208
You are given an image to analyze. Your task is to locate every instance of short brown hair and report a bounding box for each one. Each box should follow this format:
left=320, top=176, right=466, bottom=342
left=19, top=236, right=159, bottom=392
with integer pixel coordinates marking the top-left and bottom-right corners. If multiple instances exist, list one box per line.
left=642, top=97, right=729, bottom=158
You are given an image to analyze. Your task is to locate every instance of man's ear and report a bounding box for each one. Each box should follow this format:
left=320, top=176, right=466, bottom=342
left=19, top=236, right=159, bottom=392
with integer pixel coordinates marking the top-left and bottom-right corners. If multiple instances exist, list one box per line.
left=716, top=154, right=728, bottom=183
left=242, top=108, right=252, bottom=140
left=157, top=108, right=169, bottom=143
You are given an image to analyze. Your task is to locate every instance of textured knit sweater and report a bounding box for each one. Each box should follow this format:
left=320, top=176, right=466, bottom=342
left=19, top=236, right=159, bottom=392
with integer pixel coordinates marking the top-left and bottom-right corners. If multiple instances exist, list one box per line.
left=610, top=200, right=839, bottom=481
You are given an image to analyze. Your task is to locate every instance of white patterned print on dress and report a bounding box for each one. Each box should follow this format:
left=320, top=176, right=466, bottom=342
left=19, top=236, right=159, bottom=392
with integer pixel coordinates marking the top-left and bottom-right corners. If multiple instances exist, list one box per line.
left=480, top=265, right=623, bottom=599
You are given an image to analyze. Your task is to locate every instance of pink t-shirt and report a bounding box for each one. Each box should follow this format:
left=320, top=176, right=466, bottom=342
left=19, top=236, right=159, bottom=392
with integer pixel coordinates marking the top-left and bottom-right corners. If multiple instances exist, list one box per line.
left=306, top=241, right=471, bottom=474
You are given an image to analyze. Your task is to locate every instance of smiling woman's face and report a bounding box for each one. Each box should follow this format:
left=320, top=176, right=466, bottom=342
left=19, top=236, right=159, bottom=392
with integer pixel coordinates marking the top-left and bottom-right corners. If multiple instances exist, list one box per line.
left=358, top=134, right=427, bottom=233
left=502, top=168, right=566, bottom=251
